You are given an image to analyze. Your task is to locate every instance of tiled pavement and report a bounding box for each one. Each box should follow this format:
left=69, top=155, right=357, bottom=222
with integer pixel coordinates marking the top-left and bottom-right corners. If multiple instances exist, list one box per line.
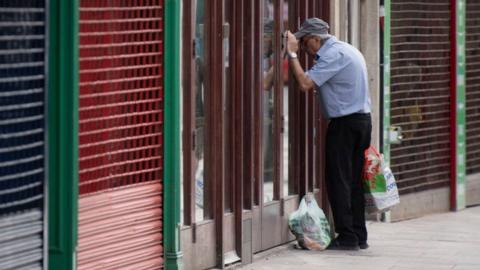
left=237, top=206, right=480, bottom=270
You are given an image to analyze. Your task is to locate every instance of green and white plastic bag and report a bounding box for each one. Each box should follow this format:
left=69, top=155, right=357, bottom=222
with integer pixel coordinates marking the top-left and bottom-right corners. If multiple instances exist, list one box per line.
left=363, top=145, right=400, bottom=213
left=288, top=194, right=331, bottom=250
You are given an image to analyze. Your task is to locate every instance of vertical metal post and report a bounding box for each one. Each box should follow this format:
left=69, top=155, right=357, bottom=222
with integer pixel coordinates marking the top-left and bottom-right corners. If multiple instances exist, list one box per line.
left=382, top=0, right=391, bottom=222
left=273, top=0, right=283, bottom=201
left=164, top=0, right=183, bottom=269
left=213, top=0, right=225, bottom=266
left=380, top=0, right=392, bottom=223
left=382, top=0, right=391, bottom=167
left=450, top=0, right=467, bottom=211
left=48, top=0, right=79, bottom=269
left=232, top=0, right=245, bottom=260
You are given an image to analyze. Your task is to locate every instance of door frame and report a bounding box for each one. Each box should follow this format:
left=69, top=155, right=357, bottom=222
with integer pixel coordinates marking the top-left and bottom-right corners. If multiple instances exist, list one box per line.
left=180, top=0, right=226, bottom=268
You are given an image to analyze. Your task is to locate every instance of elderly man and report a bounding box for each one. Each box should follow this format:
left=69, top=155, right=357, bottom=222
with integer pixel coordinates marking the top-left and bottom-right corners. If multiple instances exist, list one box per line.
left=286, top=18, right=372, bottom=251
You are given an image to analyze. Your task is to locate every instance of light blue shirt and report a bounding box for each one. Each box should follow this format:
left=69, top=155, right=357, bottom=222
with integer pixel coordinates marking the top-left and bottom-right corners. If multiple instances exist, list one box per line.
left=306, top=36, right=371, bottom=119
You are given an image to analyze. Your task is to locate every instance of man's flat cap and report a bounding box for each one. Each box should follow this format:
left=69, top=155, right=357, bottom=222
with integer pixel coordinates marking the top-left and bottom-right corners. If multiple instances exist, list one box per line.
left=294, top=17, right=330, bottom=39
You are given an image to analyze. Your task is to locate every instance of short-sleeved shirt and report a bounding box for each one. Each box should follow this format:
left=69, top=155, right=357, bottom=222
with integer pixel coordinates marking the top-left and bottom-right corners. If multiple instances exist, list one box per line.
left=306, top=36, right=371, bottom=119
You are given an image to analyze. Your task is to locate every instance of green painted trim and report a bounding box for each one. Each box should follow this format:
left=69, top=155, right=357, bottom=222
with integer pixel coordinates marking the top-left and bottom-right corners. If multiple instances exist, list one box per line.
left=381, top=0, right=392, bottom=222
left=455, top=0, right=466, bottom=210
left=48, top=0, right=79, bottom=269
left=164, top=0, right=183, bottom=269
left=383, top=0, right=391, bottom=165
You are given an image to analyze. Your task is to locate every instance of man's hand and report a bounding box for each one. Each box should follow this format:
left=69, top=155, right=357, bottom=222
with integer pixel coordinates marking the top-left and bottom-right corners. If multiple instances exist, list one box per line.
left=285, top=30, right=315, bottom=92
left=286, top=31, right=299, bottom=54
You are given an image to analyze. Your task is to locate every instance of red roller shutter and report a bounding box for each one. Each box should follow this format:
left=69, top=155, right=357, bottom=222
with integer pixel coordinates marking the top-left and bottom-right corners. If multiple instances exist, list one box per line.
left=77, top=1, right=164, bottom=269
left=390, top=1, right=452, bottom=194
left=466, top=1, right=480, bottom=175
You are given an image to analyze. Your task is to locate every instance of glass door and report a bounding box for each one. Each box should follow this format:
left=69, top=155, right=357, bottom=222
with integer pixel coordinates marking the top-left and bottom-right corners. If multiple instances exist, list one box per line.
left=257, top=0, right=290, bottom=251
left=179, top=0, right=331, bottom=268
left=262, top=0, right=275, bottom=203
left=180, top=0, right=222, bottom=268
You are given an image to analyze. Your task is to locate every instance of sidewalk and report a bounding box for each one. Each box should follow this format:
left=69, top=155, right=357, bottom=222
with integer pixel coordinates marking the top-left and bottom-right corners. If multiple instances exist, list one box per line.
left=238, top=206, right=480, bottom=270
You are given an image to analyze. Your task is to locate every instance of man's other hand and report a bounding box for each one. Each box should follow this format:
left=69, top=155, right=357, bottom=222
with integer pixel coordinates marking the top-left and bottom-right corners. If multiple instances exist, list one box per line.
left=286, top=31, right=299, bottom=54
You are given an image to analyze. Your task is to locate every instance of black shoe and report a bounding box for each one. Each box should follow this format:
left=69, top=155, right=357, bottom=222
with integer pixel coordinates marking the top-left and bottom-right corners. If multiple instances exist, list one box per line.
left=327, top=239, right=360, bottom=251
left=359, top=242, right=369, bottom=250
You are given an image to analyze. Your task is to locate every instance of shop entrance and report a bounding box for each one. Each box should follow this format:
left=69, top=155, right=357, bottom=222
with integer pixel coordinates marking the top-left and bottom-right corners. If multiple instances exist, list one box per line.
left=180, top=0, right=330, bottom=269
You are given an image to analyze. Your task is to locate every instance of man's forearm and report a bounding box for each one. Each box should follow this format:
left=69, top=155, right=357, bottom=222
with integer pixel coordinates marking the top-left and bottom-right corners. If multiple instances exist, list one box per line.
left=289, top=58, right=313, bottom=91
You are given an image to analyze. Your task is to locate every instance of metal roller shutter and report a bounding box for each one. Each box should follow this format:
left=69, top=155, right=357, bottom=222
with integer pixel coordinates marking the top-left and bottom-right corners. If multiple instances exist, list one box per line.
left=466, top=1, right=480, bottom=175
left=390, top=1, right=452, bottom=194
left=77, top=183, right=163, bottom=270
left=78, top=1, right=164, bottom=269
left=0, top=1, right=46, bottom=269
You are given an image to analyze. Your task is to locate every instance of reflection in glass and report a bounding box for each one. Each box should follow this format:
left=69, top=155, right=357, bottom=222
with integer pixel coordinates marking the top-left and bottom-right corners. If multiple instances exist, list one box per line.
left=282, top=0, right=290, bottom=197
left=263, top=0, right=275, bottom=203
left=194, top=0, right=206, bottom=221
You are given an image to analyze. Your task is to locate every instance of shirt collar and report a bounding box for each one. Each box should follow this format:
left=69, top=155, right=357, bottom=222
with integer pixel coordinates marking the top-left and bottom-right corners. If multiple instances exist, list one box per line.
left=315, top=36, right=337, bottom=60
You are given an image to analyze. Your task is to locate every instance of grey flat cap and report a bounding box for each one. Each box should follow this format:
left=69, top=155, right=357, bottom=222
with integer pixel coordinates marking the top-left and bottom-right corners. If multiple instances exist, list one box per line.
left=294, top=18, right=330, bottom=39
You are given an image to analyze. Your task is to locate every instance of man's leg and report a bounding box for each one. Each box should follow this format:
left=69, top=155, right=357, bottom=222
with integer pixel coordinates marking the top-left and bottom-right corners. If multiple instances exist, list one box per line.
left=351, top=116, right=372, bottom=246
left=325, top=119, right=358, bottom=246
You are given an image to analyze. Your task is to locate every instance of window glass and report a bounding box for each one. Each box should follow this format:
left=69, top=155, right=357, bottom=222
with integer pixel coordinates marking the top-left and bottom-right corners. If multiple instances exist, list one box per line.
left=262, top=0, right=275, bottom=203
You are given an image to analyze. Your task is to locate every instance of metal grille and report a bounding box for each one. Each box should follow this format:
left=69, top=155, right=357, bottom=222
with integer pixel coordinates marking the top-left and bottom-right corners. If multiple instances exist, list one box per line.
left=78, top=0, right=164, bottom=195
left=390, top=1, right=452, bottom=194
left=466, top=1, right=480, bottom=175
left=0, top=1, right=45, bottom=269
left=78, top=1, right=164, bottom=269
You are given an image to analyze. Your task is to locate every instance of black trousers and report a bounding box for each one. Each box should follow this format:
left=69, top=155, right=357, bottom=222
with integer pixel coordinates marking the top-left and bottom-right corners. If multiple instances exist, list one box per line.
left=325, top=113, right=372, bottom=246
